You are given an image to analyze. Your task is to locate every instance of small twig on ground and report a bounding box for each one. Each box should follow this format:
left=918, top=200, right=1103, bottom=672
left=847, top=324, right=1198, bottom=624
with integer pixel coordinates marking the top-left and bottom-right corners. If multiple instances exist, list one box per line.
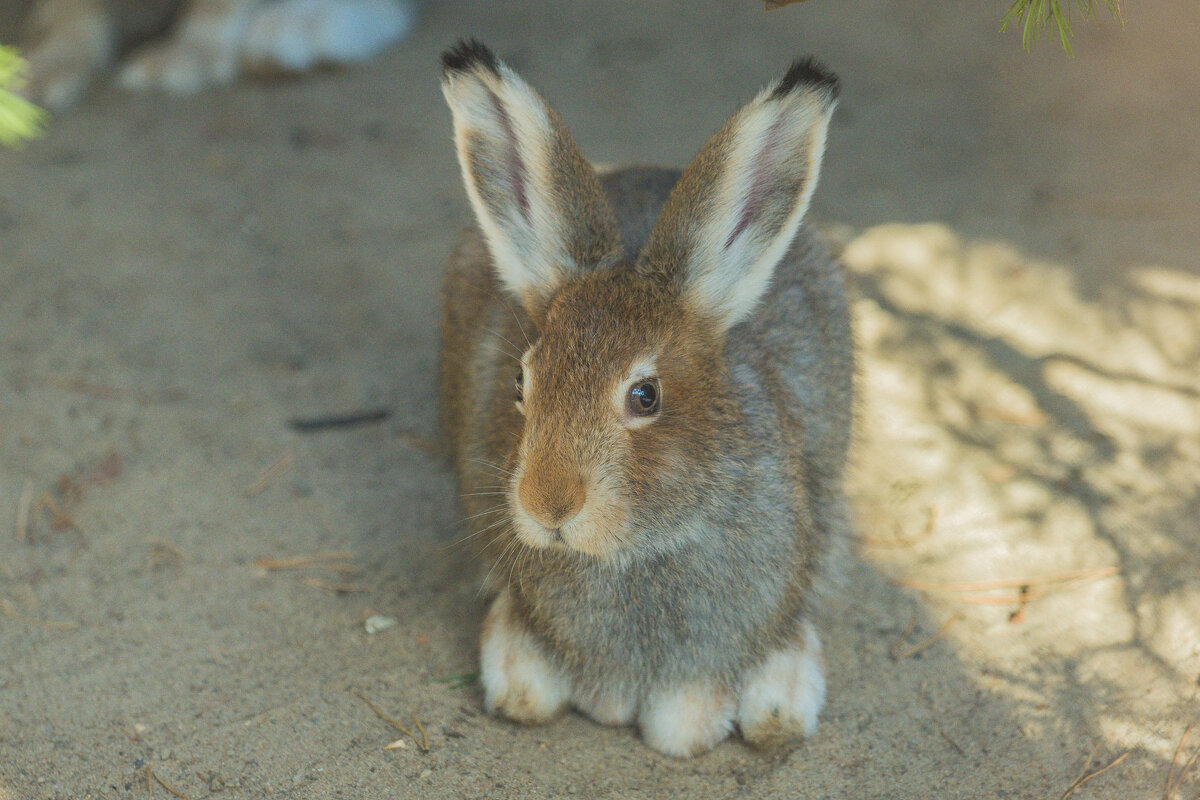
left=1166, top=712, right=1200, bottom=800
left=288, top=408, right=392, bottom=433
left=415, top=716, right=428, bottom=751
left=977, top=404, right=1049, bottom=426
left=892, top=616, right=957, bottom=661
left=36, top=375, right=122, bottom=400
left=352, top=691, right=429, bottom=753
left=16, top=478, right=34, bottom=542
left=432, top=672, right=479, bottom=689
left=896, top=567, right=1117, bottom=611
left=1060, top=743, right=1130, bottom=800
left=958, top=591, right=1045, bottom=606
left=935, top=724, right=965, bottom=756
left=0, top=597, right=77, bottom=631
left=889, top=613, right=919, bottom=660
left=1170, top=749, right=1200, bottom=800
left=146, top=764, right=192, bottom=799
left=1062, top=742, right=1101, bottom=800
left=254, top=551, right=356, bottom=572
left=301, top=576, right=371, bottom=594
left=897, top=567, right=1117, bottom=594
left=36, top=491, right=84, bottom=534
left=146, top=540, right=188, bottom=569
left=245, top=452, right=294, bottom=496
left=858, top=507, right=937, bottom=550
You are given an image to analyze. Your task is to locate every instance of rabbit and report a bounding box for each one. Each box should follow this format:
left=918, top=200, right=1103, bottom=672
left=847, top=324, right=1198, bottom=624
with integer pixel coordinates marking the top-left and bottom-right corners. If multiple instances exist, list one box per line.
left=14, top=0, right=415, bottom=109
left=438, top=39, right=853, bottom=757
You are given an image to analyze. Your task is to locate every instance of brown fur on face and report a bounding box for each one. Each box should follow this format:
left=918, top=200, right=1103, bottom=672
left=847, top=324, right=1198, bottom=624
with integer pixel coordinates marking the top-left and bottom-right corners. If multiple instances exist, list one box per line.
left=511, top=267, right=731, bottom=558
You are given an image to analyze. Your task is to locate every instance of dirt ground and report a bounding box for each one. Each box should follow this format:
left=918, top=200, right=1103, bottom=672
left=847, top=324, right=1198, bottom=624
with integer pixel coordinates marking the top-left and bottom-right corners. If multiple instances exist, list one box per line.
left=2, top=1, right=1199, bottom=798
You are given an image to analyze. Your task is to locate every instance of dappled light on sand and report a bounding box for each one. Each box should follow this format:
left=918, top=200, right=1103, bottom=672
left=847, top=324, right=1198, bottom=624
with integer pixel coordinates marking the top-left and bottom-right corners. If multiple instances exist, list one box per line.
left=844, top=223, right=1200, bottom=763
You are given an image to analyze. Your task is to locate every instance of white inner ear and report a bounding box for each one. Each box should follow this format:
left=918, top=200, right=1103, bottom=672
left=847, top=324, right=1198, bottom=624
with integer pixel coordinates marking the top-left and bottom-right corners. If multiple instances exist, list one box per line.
left=444, top=67, right=573, bottom=303
left=616, top=355, right=659, bottom=428
left=685, top=90, right=831, bottom=330
left=516, top=347, right=533, bottom=412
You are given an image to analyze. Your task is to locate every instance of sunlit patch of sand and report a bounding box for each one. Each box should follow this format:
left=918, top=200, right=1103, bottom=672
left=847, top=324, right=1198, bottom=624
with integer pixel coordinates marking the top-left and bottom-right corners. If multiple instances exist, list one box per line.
left=844, top=223, right=1200, bottom=759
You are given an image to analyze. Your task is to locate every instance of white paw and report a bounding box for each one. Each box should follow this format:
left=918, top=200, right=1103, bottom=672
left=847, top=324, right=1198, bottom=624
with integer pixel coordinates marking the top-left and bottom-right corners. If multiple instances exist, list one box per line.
left=117, top=39, right=239, bottom=94
left=639, top=682, right=736, bottom=757
left=480, top=590, right=570, bottom=725
left=573, top=682, right=637, bottom=727
left=736, top=620, right=825, bottom=747
left=242, top=0, right=415, bottom=71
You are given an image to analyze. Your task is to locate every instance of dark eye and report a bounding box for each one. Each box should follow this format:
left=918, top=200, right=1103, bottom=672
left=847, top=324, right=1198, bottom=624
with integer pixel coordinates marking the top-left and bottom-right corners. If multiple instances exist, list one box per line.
left=627, top=378, right=661, bottom=417
left=515, top=368, right=524, bottom=403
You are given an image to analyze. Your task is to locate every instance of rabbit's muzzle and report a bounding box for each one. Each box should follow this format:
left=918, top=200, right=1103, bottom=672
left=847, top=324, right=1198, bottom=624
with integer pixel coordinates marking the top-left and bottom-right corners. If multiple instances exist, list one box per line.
left=516, top=465, right=586, bottom=531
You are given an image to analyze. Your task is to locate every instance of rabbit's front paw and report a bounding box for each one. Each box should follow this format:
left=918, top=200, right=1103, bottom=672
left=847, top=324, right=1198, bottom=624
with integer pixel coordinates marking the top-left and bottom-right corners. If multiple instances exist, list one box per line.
left=117, top=39, right=239, bottom=94
left=480, top=590, right=569, bottom=725
left=736, top=620, right=825, bottom=748
left=639, top=682, right=736, bottom=757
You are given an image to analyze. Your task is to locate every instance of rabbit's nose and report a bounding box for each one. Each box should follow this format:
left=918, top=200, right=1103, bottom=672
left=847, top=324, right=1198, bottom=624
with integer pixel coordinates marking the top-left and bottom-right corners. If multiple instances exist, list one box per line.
left=518, top=472, right=586, bottom=530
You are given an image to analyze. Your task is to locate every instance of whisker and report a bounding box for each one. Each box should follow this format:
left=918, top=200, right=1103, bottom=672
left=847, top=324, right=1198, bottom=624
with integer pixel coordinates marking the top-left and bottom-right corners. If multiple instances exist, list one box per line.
left=444, top=514, right=512, bottom=552
left=455, top=514, right=513, bottom=546
left=493, top=291, right=532, bottom=350
left=483, top=328, right=523, bottom=362
left=466, top=457, right=515, bottom=477
left=481, top=529, right=522, bottom=593
left=458, top=504, right=508, bottom=524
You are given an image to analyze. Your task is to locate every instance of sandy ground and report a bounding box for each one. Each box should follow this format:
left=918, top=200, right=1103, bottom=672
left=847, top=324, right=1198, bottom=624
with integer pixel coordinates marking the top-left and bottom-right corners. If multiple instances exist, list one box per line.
left=2, top=1, right=1199, bottom=798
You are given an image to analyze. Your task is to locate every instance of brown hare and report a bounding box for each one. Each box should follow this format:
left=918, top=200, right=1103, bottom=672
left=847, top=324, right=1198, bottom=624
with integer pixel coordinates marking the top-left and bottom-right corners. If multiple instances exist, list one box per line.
left=439, top=39, right=853, bottom=757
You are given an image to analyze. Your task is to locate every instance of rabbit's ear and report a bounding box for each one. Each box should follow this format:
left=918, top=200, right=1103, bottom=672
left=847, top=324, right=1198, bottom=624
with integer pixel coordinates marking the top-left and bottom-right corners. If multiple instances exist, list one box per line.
left=441, top=40, right=622, bottom=317
left=639, top=59, right=839, bottom=331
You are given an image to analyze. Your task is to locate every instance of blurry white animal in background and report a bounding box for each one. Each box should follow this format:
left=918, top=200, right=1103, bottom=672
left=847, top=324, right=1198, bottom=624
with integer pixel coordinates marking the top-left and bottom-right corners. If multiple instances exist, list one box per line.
left=16, top=0, right=416, bottom=109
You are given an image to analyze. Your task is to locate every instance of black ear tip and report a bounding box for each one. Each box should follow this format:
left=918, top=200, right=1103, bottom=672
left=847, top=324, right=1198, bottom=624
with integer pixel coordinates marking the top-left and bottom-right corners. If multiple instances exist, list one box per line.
left=772, top=56, right=840, bottom=102
left=441, top=38, right=500, bottom=77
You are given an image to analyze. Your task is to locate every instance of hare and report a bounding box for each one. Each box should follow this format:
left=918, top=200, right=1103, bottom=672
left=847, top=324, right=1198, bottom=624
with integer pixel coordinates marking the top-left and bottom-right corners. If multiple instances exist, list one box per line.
left=438, top=39, right=853, bottom=757
left=15, top=0, right=414, bottom=109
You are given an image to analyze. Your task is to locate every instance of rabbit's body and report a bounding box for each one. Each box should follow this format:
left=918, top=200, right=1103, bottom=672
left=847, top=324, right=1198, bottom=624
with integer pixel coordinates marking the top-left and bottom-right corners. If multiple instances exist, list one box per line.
left=438, top=41, right=852, bottom=756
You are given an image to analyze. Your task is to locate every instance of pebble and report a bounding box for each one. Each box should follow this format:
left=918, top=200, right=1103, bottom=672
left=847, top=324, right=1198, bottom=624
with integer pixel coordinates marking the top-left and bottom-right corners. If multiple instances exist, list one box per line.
left=364, top=615, right=398, bottom=635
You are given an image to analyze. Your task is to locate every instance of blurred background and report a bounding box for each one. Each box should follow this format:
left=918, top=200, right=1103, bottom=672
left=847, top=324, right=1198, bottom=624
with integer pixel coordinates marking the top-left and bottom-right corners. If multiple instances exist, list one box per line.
left=1, top=1, right=1198, bottom=797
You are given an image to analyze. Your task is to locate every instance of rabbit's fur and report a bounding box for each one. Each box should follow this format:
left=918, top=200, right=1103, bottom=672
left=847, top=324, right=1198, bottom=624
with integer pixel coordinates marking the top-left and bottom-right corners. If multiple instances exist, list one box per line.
left=439, top=40, right=853, bottom=757
left=13, top=0, right=414, bottom=109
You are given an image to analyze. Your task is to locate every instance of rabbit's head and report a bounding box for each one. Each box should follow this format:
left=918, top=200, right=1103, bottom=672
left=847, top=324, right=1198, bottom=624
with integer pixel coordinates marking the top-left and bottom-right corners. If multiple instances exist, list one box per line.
left=442, top=40, right=838, bottom=560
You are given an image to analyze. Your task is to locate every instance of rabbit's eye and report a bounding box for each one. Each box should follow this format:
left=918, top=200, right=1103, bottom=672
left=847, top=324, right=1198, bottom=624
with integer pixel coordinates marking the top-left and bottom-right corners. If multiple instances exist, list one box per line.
left=628, top=378, right=660, bottom=417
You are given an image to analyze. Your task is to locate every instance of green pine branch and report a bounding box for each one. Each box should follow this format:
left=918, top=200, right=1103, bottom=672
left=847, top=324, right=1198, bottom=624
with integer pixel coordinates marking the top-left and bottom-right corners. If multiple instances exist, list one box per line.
left=0, top=47, right=46, bottom=147
left=1001, top=0, right=1124, bottom=55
